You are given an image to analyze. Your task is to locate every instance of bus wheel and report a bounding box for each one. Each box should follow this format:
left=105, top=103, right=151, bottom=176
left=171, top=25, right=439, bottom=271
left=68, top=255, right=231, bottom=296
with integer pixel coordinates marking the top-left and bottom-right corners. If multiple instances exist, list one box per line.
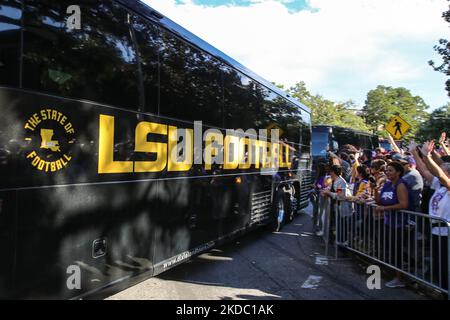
left=273, top=190, right=285, bottom=232
left=285, top=194, right=294, bottom=224
left=283, top=186, right=294, bottom=224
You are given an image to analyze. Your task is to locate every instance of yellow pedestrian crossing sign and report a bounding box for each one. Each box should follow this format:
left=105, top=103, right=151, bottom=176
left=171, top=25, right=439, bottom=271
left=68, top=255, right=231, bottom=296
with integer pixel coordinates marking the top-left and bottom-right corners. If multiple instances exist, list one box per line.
left=386, top=115, right=410, bottom=140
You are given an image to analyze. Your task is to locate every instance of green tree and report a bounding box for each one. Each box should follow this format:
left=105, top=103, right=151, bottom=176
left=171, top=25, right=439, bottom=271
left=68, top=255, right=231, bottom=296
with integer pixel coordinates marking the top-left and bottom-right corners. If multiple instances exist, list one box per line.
left=416, top=103, right=450, bottom=142
left=287, top=81, right=369, bottom=131
left=428, top=1, right=450, bottom=98
left=336, top=101, right=370, bottom=132
left=362, top=85, right=429, bottom=141
left=285, top=81, right=312, bottom=105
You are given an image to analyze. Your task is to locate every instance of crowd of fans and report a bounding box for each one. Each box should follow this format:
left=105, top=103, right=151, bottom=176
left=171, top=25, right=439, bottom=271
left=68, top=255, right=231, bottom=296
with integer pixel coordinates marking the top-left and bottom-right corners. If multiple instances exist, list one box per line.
left=312, top=132, right=450, bottom=290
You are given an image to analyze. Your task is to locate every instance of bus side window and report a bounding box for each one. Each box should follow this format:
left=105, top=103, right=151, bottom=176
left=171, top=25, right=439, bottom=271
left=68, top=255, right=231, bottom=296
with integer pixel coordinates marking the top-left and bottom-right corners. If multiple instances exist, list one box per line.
left=22, top=0, right=140, bottom=110
left=265, top=96, right=302, bottom=145
left=0, top=0, right=22, bottom=87
left=299, top=118, right=311, bottom=160
left=223, top=68, right=263, bottom=130
left=159, top=29, right=223, bottom=127
left=132, top=15, right=160, bottom=115
left=301, top=112, right=311, bottom=148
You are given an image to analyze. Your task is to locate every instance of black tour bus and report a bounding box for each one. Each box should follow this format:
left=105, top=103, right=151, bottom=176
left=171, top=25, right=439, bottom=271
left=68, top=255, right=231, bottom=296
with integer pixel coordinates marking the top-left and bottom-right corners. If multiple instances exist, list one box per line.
left=311, top=125, right=378, bottom=176
left=0, top=0, right=312, bottom=299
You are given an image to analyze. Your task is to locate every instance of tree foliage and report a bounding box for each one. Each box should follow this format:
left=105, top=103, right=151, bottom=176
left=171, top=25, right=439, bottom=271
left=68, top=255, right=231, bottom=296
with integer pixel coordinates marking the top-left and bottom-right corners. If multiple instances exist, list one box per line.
left=281, top=82, right=430, bottom=143
left=416, top=103, right=450, bottom=142
left=286, top=82, right=370, bottom=132
left=362, top=85, right=429, bottom=141
left=428, top=1, right=450, bottom=98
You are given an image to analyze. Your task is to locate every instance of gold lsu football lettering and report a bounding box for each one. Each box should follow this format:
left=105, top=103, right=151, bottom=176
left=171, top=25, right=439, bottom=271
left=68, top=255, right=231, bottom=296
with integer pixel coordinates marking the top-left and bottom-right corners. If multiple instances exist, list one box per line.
left=98, top=114, right=292, bottom=174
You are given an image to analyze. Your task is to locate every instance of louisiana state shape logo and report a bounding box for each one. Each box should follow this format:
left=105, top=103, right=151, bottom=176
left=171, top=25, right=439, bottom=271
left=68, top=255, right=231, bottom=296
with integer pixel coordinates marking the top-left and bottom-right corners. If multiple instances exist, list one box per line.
left=24, top=108, right=76, bottom=172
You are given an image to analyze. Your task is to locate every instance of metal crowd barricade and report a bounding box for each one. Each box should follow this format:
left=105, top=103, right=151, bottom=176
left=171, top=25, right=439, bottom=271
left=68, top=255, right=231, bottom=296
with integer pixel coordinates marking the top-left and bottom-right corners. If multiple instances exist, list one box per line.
left=317, top=194, right=339, bottom=259
left=319, top=193, right=450, bottom=298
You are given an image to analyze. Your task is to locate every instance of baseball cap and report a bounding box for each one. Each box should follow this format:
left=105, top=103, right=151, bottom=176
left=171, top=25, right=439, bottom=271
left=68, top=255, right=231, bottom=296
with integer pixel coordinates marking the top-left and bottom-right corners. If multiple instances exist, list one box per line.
left=406, top=156, right=416, bottom=166
left=397, top=155, right=416, bottom=167
left=391, top=153, right=404, bottom=161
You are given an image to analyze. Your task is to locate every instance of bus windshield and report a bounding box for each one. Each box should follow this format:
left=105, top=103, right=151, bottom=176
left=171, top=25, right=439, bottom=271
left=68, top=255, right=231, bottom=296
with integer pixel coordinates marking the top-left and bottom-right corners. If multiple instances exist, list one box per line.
left=312, top=131, right=328, bottom=156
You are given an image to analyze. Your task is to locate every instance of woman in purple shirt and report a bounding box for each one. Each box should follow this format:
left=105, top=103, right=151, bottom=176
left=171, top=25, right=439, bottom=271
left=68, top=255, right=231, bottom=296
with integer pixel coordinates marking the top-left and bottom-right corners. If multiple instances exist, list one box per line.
left=374, top=161, right=409, bottom=288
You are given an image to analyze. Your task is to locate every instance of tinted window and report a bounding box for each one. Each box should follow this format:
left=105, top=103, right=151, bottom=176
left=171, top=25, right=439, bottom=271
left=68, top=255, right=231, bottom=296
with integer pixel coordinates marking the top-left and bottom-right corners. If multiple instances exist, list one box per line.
left=300, top=113, right=311, bottom=146
left=284, top=102, right=303, bottom=144
left=362, top=135, right=368, bottom=149
left=370, top=136, right=376, bottom=149
left=354, top=134, right=368, bottom=149
left=299, top=114, right=311, bottom=158
left=22, top=0, right=139, bottom=109
left=334, top=129, right=354, bottom=147
left=262, top=92, right=302, bottom=144
left=0, top=0, right=22, bottom=87
left=132, top=15, right=159, bottom=115
left=159, top=30, right=222, bottom=126
left=223, top=67, right=263, bottom=129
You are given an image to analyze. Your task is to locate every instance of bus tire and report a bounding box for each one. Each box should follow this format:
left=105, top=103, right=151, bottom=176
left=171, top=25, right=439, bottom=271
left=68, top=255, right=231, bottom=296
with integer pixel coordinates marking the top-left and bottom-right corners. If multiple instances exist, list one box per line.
left=272, top=189, right=286, bottom=232
left=285, top=193, right=294, bottom=224
left=283, top=185, right=294, bottom=224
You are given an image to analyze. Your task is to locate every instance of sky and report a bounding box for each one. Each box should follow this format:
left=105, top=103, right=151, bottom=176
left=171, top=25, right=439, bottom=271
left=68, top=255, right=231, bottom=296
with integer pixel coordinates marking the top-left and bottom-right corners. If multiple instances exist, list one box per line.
left=142, top=0, right=449, bottom=111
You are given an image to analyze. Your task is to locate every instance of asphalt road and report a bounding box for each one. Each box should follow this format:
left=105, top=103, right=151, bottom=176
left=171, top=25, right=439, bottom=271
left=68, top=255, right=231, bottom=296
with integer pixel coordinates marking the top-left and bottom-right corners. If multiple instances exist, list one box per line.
left=107, top=207, right=429, bottom=300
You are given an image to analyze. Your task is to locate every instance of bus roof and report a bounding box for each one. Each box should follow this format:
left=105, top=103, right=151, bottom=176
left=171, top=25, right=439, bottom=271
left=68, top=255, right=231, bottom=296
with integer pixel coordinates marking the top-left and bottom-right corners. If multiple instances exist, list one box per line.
left=117, top=0, right=310, bottom=114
